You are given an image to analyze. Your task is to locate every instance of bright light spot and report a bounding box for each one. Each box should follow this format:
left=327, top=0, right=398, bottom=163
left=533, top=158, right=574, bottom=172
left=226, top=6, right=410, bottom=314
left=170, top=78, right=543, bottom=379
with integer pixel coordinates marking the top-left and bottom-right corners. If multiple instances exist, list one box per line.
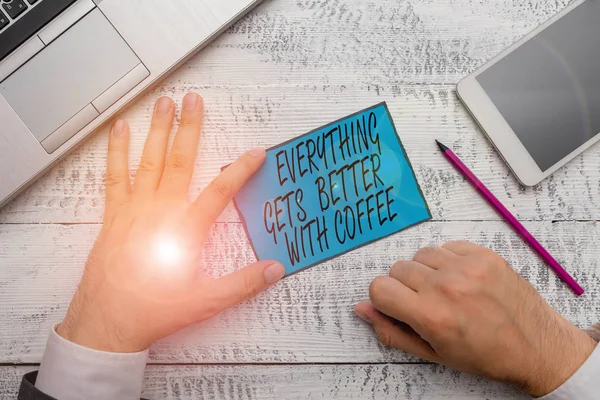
left=155, top=236, right=184, bottom=265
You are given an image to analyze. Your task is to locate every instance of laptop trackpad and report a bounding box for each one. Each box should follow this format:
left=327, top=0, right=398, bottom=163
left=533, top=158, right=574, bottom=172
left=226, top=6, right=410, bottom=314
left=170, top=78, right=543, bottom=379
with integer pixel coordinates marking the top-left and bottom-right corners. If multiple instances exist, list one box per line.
left=0, top=9, right=142, bottom=144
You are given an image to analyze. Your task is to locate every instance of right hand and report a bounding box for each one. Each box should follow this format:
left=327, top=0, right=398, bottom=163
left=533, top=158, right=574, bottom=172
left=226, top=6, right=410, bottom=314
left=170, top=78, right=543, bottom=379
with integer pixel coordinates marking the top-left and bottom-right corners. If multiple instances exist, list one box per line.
left=58, top=93, right=285, bottom=354
left=355, top=241, right=597, bottom=397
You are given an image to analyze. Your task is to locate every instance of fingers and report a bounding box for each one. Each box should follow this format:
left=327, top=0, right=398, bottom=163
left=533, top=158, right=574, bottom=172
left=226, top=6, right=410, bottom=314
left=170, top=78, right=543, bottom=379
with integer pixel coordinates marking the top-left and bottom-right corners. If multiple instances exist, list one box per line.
left=413, top=246, right=459, bottom=269
left=354, top=301, right=440, bottom=362
left=189, top=148, right=266, bottom=230
left=158, top=93, right=204, bottom=198
left=389, top=260, right=434, bottom=292
left=442, top=240, right=482, bottom=256
left=369, top=276, right=420, bottom=327
left=199, top=261, right=285, bottom=318
left=133, top=97, right=176, bottom=196
left=105, top=120, right=131, bottom=219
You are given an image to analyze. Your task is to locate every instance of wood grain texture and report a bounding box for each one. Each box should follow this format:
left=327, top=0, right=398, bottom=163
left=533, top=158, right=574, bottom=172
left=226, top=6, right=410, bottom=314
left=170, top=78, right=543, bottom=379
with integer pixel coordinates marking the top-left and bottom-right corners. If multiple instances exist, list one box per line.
left=0, top=0, right=595, bottom=398
left=1, top=84, right=599, bottom=224
left=0, top=365, right=527, bottom=399
left=1, top=0, right=596, bottom=224
left=1, top=221, right=598, bottom=363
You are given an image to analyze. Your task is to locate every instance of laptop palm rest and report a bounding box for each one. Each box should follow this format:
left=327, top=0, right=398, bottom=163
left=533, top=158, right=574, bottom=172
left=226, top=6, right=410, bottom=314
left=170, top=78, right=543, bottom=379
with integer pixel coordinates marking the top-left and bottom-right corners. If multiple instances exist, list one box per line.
left=0, top=9, right=149, bottom=154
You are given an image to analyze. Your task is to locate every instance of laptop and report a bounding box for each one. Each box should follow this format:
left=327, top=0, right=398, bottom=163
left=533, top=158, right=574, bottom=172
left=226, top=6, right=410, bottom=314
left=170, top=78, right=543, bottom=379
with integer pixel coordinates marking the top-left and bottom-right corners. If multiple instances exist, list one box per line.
left=0, top=0, right=262, bottom=207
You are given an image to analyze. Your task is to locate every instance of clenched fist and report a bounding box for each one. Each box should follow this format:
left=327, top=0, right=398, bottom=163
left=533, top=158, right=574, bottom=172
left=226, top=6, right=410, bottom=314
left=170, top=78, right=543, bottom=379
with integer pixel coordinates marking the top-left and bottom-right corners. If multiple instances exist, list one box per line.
left=355, top=241, right=597, bottom=397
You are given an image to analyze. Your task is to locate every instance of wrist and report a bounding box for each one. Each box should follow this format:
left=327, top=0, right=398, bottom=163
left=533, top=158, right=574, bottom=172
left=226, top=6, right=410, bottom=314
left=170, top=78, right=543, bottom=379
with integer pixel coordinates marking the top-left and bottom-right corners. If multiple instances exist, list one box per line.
left=57, top=292, right=147, bottom=353
left=521, top=321, right=598, bottom=397
left=57, top=317, right=148, bottom=353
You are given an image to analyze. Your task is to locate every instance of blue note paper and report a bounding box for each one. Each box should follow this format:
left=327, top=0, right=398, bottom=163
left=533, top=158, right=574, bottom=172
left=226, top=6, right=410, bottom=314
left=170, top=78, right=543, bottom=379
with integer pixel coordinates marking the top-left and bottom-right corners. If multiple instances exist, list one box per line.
left=232, top=102, right=431, bottom=275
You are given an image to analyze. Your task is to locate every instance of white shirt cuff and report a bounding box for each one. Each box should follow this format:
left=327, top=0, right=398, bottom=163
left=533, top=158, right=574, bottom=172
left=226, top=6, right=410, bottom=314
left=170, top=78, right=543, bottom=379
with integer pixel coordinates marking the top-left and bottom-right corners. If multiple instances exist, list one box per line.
left=35, top=325, right=148, bottom=400
left=538, top=342, right=600, bottom=400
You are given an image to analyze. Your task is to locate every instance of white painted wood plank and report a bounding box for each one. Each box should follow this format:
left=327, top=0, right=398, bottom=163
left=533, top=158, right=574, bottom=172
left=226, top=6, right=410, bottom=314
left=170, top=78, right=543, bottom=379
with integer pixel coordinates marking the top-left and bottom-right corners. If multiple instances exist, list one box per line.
left=199, top=0, right=572, bottom=87
left=1, top=85, right=599, bottom=224
left=0, top=364, right=527, bottom=399
left=0, top=1, right=588, bottom=399
left=1, top=221, right=598, bottom=363
left=0, top=0, right=591, bottom=224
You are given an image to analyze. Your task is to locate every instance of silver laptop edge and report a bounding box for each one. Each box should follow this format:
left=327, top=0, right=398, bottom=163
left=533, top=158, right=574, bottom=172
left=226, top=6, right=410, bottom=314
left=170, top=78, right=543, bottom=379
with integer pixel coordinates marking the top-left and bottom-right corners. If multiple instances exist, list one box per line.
left=0, top=0, right=263, bottom=208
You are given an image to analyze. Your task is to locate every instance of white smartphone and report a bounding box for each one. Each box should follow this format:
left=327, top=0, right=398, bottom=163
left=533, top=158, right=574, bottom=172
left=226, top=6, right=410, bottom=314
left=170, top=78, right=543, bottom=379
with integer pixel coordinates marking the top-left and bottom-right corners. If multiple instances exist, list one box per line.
left=457, top=0, right=600, bottom=186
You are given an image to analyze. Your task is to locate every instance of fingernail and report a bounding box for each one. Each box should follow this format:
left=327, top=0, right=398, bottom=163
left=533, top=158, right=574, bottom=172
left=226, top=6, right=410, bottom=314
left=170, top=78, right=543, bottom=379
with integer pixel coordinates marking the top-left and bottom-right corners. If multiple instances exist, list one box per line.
left=112, top=120, right=126, bottom=137
left=183, top=92, right=200, bottom=111
left=264, top=262, right=285, bottom=284
left=248, top=148, right=266, bottom=157
left=156, top=97, right=173, bottom=116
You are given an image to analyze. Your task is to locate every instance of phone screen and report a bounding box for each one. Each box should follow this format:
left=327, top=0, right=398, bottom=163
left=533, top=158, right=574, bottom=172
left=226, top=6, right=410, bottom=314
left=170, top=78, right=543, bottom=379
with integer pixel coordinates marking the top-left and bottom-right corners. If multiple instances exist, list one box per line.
left=477, top=0, right=600, bottom=172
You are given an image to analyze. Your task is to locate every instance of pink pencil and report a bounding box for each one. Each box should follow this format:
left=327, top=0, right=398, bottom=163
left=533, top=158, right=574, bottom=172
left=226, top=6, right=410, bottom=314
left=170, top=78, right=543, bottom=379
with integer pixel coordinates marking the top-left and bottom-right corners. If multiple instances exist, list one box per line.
left=436, top=140, right=584, bottom=296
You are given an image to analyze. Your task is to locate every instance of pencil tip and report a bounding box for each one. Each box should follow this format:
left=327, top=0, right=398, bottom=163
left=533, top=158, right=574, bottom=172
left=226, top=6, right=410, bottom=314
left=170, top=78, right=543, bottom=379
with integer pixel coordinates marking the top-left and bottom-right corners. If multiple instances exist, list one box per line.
left=435, top=140, right=449, bottom=152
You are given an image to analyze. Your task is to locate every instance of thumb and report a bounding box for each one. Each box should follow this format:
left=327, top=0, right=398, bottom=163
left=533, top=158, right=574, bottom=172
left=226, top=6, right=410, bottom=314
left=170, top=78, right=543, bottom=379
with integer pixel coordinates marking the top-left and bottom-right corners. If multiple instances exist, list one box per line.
left=354, top=301, right=440, bottom=362
left=205, top=260, right=285, bottom=316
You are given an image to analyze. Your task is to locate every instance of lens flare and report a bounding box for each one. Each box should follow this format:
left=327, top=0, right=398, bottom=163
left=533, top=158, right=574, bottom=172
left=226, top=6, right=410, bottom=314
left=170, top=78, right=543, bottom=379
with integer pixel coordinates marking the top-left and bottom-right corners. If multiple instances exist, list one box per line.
left=155, top=236, right=184, bottom=265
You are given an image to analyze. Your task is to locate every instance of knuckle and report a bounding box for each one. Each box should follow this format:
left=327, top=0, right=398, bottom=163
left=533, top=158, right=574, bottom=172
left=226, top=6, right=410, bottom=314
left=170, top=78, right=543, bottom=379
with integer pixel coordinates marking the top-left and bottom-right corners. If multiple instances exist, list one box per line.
left=463, top=267, right=484, bottom=282
left=438, top=277, right=471, bottom=298
left=389, top=260, right=407, bottom=276
left=466, top=258, right=497, bottom=281
left=105, top=173, right=125, bottom=187
left=167, top=153, right=190, bottom=170
left=438, top=279, right=457, bottom=297
left=442, top=241, right=482, bottom=255
left=375, top=327, right=393, bottom=347
left=413, top=248, right=426, bottom=262
left=413, top=246, right=440, bottom=262
left=369, top=276, right=387, bottom=300
left=441, top=240, right=462, bottom=250
left=208, top=180, right=233, bottom=200
left=138, top=158, right=162, bottom=173
left=243, top=275, right=260, bottom=299
left=179, top=115, right=201, bottom=129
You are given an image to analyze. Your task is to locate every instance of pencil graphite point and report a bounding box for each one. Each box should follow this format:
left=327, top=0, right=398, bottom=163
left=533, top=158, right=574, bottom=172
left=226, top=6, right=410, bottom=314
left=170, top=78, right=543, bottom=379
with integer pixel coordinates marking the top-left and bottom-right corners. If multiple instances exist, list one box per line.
left=435, top=140, right=449, bottom=152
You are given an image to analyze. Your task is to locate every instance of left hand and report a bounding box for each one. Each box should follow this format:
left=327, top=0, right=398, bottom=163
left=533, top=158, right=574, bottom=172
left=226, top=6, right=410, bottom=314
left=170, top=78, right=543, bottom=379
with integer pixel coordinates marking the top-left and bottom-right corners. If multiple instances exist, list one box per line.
left=58, top=93, right=285, bottom=353
left=355, top=241, right=596, bottom=397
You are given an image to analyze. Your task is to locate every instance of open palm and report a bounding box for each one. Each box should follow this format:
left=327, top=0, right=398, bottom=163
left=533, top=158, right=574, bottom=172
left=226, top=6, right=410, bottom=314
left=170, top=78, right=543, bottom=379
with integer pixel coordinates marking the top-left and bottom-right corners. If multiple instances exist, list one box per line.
left=57, top=93, right=285, bottom=352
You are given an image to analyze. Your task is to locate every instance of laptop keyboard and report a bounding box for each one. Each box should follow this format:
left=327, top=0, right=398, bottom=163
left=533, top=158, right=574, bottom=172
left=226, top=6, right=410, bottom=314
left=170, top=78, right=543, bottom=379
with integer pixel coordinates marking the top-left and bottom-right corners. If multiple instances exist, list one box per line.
left=0, top=0, right=39, bottom=30
left=0, top=0, right=77, bottom=61
left=2, top=0, right=30, bottom=20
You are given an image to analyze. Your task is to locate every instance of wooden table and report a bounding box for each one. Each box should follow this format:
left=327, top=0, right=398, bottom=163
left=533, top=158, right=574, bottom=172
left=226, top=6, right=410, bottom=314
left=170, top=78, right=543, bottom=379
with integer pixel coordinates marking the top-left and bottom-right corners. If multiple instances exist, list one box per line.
left=1, top=0, right=598, bottom=398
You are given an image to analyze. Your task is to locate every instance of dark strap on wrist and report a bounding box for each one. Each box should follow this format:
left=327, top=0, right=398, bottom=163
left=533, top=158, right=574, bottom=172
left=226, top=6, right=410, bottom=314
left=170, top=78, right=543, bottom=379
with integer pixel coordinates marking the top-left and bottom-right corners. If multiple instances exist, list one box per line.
left=18, top=372, right=57, bottom=400
left=18, top=371, right=149, bottom=400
